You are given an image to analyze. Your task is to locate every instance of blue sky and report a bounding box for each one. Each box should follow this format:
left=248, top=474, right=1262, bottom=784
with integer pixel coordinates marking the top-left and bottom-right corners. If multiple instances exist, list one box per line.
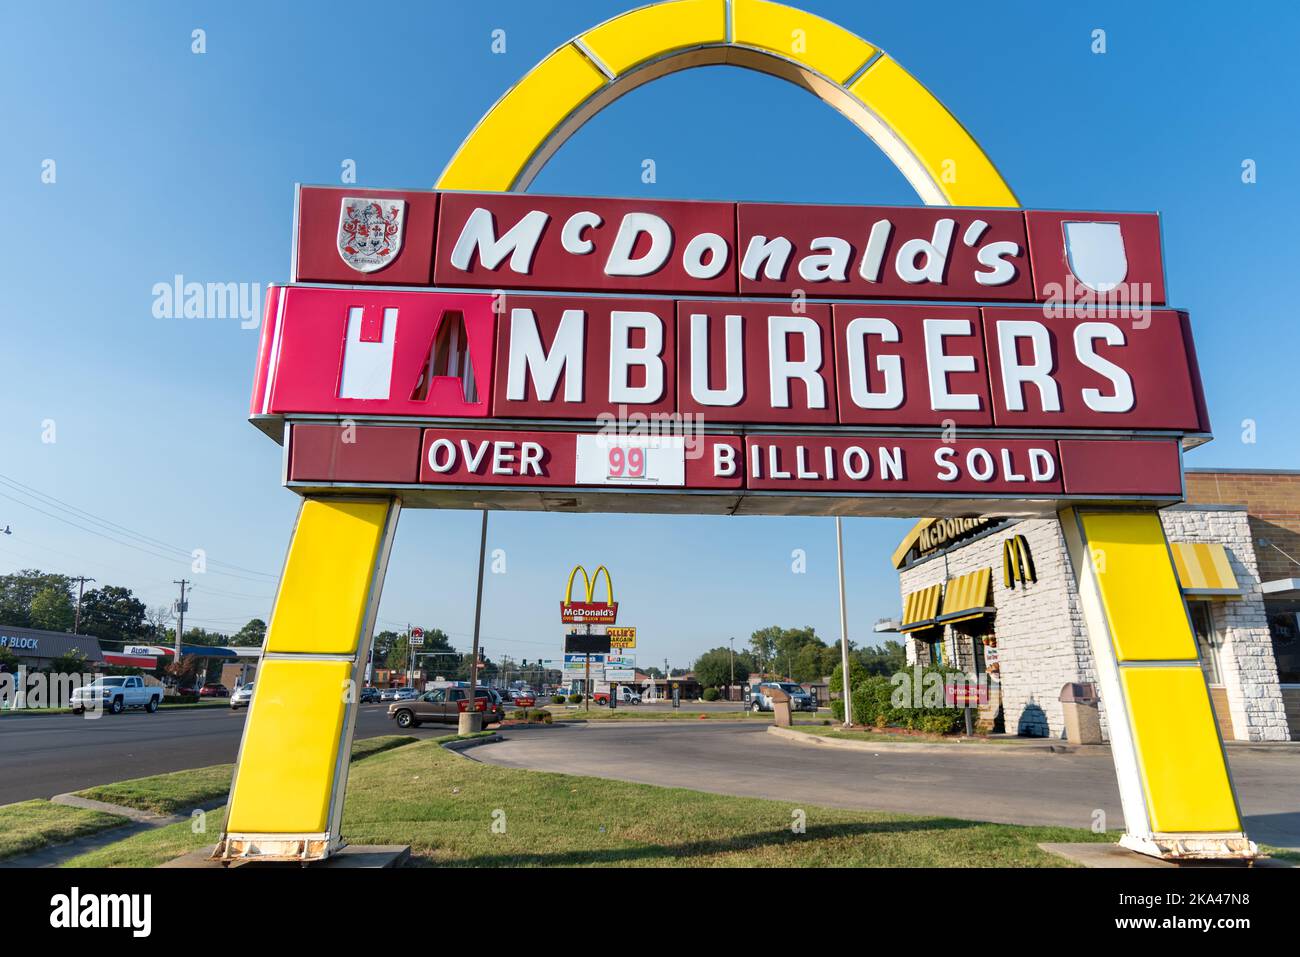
left=3, top=1, right=1297, bottom=668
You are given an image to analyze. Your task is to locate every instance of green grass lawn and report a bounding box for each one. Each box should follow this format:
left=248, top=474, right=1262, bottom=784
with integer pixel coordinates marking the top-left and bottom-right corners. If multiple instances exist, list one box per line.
left=61, top=735, right=1119, bottom=868
left=0, top=800, right=129, bottom=861
left=73, top=735, right=417, bottom=815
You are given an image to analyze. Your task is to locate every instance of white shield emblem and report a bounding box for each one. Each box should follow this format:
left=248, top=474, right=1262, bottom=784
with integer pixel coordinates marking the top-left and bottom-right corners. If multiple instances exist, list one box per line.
left=337, top=197, right=406, bottom=273
left=1063, top=221, right=1128, bottom=292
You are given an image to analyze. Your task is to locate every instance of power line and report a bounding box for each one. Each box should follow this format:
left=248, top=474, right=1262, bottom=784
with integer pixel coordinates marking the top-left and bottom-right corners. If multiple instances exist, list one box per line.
left=0, top=473, right=278, bottom=581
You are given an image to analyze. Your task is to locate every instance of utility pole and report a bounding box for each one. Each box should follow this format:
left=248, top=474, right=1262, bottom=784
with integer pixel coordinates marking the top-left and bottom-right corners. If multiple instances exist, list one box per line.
left=835, top=517, right=854, bottom=728
left=172, top=579, right=190, bottom=662
left=729, top=637, right=735, bottom=700
left=71, top=576, right=95, bottom=635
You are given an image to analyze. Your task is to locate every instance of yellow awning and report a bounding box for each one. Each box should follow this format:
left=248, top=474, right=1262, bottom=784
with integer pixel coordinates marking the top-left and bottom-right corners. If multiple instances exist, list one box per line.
left=939, top=567, right=994, bottom=623
left=1171, top=542, right=1242, bottom=599
left=900, top=583, right=943, bottom=632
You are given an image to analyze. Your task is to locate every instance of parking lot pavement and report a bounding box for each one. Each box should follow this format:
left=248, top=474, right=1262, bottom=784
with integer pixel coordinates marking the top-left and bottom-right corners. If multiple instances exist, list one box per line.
left=468, top=721, right=1300, bottom=849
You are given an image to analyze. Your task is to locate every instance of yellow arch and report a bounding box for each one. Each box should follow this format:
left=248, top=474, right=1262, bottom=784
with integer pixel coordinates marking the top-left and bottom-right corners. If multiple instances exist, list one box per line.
left=564, top=564, right=616, bottom=603
left=435, top=0, right=1018, bottom=208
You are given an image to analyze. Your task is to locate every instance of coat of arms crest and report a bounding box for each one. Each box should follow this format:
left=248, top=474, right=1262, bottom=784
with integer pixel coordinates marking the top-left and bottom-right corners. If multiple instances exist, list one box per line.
left=337, top=197, right=406, bottom=272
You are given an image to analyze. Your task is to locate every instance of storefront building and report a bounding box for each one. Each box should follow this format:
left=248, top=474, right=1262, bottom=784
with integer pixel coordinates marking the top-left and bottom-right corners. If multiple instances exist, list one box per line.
left=0, top=626, right=104, bottom=671
left=893, top=469, right=1298, bottom=741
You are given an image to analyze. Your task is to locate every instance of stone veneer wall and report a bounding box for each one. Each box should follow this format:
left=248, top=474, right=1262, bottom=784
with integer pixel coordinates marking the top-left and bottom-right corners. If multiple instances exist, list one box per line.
left=1159, top=506, right=1290, bottom=741
left=899, top=519, right=1103, bottom=740
left=897, top=507, right=1291, bottom=742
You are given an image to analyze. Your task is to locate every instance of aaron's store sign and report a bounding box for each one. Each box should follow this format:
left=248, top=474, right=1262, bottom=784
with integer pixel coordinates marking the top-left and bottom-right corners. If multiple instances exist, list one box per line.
left=217, top=0, right=1254, bottom=865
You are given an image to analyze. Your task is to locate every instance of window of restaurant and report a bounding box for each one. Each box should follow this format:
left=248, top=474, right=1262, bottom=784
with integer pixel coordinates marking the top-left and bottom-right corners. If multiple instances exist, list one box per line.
left=1188, top=601, right=1223, bottom=685
left=1265, top=600, right=1300, bottom=684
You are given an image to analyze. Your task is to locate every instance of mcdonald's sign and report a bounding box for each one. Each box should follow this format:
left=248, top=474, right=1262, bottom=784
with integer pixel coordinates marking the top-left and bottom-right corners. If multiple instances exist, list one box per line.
left=561, top=564, right=618, bottom=624
left=1003, top=535, right=1037, bottom=589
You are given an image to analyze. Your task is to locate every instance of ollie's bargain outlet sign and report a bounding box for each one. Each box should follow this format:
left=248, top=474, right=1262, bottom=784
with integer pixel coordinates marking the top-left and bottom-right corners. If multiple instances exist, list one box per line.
left=251, top=186, right=1205, bottom=516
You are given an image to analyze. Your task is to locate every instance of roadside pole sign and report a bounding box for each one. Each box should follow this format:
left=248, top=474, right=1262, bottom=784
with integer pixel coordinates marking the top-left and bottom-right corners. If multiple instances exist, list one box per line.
left=410, top=627, right=424, bottom=646
left=608, top=626, right=636, bottom=649
left=560, top=564, right=617, bottom=624
left=606, top=654, right=636, bottom=681
left=220, top=0, right=1253, bottom=866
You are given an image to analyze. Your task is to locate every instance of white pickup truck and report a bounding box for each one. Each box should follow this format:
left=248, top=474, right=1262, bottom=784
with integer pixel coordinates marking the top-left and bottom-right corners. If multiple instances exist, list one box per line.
left=71, top=676, right=163, bottom=715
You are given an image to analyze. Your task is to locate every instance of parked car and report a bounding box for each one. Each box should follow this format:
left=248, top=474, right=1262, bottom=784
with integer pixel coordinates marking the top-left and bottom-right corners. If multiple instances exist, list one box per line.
left=230, top=684, right=254, bottom=710
left=747, top=681, right=815, bottom=713
left=592, top=686, right=641, bottom=706
left=388, top=687, right=506, bottom=728
left=380, top=688, right=401, bottom=702
left=393, top=687, right=419, bottom=701
left=199, top=683, right=229, bottom=698
left=358, top=686, right=381, bottom=703
left=71, top=676, right=163, bottom=715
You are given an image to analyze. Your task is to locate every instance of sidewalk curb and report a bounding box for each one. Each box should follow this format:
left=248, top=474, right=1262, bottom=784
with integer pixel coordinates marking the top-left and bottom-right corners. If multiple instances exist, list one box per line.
left=765, top=724, right=1080, bottom=755
left=440, top=733, right=504, bottom=752
left=51, top=793, right=185, bottom=826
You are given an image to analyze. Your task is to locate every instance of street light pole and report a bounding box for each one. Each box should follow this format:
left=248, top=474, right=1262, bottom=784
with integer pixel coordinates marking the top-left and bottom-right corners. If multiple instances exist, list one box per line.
left=466, top=510, right=489, bottom=731
left=836, top=517, right=854, bottom=727
left=729, top=637, right=735, bottom=699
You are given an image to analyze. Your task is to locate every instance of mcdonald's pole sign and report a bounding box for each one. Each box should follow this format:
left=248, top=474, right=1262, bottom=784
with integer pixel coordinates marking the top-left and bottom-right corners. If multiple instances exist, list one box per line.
left=220, top=0, right=1253, bottom=865
left=561, top=564, right=617, bottom=624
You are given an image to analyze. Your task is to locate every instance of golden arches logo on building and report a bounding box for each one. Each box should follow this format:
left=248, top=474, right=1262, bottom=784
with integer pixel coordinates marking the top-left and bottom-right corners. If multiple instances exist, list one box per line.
left=1002, top=535, right=1036, bottom=589
left=561, top=564, right=618, bottom=623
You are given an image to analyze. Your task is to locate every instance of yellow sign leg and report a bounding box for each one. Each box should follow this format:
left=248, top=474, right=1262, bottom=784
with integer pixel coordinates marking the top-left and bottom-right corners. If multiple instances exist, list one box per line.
left=216, top=496, right=400, bottom=862
left=1059, top=508, right=1254, bottom=860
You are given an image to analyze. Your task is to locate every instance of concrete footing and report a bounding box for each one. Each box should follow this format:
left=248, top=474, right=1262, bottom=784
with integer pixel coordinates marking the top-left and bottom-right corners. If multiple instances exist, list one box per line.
left=163, top=844, right=411, bottom=868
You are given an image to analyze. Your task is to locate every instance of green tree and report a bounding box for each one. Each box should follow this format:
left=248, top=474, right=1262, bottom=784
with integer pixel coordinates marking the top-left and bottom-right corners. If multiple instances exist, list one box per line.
left=693, top=647, right=751, bottom=689
left=77, top=585, right=148, bottom=643
left=858, top=640, right=907, bottom=676
left=0, top=569, right=73, bottom=628
left=0, top=646, right=20, bottom=673
left=29, top=586, right=74, bottom=631
left=230, top=618, right=267, bottom=647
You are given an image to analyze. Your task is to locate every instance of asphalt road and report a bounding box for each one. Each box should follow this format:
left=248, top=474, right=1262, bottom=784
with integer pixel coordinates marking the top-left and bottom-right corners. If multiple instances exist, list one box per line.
left=471, top=721, right=1300, bottom=850
left=0, top=703, right=441, bottom=806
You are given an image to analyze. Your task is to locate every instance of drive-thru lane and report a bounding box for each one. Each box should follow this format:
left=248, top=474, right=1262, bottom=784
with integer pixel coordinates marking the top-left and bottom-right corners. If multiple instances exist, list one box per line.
left=470, top=721, right=1300, bottom=850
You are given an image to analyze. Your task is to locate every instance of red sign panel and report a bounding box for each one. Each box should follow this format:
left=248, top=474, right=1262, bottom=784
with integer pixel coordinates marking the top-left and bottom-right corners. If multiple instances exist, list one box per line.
left=263, top=187, right=1199, bottom=511
left=291, top=186, right=1167, bottom=306
left=285, top=424, right=1185, bottom=503
left=560, top=602, right=619, bottom=624
left=254, top=287, right=1208, bottom=436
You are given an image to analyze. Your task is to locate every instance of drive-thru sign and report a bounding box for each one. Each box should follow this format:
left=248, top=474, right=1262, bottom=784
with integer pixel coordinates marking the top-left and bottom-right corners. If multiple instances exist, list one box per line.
left=217, top=0, right=1251, bottom=865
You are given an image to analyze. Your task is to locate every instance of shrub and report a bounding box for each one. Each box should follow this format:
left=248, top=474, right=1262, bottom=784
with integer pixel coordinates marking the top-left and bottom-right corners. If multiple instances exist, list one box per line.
left=851, top=675, right=896, bottom=727
left=567, top=693, right=583, bottom=704
left=550, top=694, right=566, bottom=704
left=510, top=709, right=553, bottom=724
left=830, top=700, right=844, bottom=722
left=842, top=665, right=967, bottom=734
left=916, top=711, right=963, bottom=734
left=702, top=687, right=720, bottom=701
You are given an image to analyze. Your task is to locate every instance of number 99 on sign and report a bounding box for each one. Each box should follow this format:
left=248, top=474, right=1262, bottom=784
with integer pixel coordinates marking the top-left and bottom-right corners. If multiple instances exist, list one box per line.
left=575, top=435, right=686, bottom=487
left=607, top=445, right=645, bottom=479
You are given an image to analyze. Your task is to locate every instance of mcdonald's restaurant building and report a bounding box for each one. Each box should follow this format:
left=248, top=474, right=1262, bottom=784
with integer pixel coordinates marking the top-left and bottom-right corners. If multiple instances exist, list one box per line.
left=893, top=468, right=1300, bottom=742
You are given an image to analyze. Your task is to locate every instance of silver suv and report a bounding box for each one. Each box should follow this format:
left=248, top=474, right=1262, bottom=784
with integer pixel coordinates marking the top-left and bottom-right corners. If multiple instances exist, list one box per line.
left=747, top=681, right=815, bottom=713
